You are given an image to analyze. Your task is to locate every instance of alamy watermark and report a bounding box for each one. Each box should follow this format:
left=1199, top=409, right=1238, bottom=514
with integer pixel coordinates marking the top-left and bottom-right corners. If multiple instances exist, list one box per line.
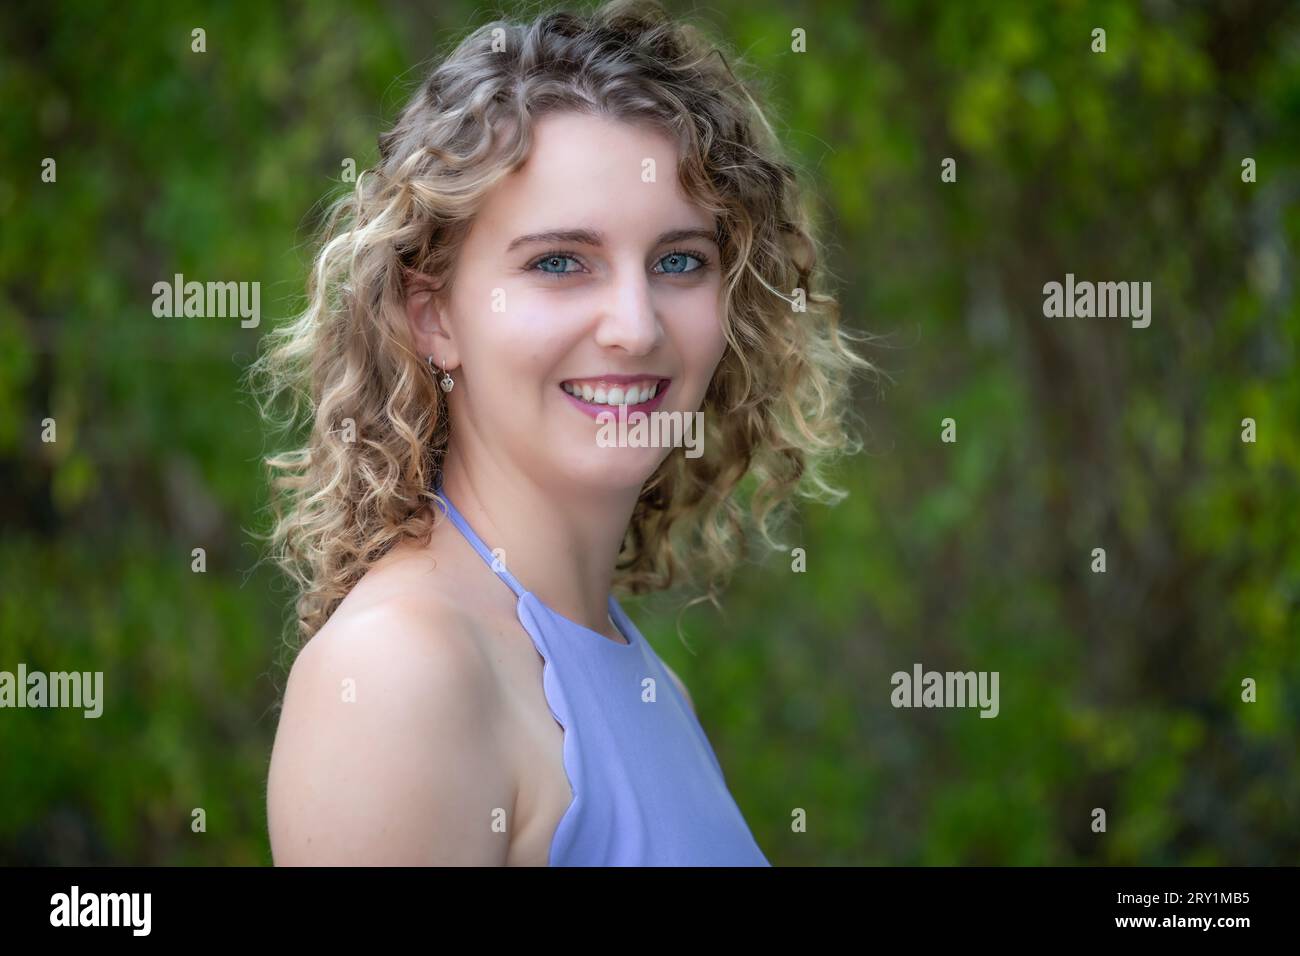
left=595, top=405, right=704, bottom=459
left=152, top=273, right=260, bottom=328
left=1, top=664, right=103, bottom=718
left=50, top=886, right=150, bottom=935
left=891, top=663, right=999, bottom=718
left=1042, top=273, right=1151, bottom=328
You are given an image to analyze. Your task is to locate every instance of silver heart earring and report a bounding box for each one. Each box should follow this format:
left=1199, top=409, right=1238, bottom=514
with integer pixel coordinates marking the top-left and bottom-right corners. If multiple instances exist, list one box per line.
left=429, top=355, right=454, bottom=393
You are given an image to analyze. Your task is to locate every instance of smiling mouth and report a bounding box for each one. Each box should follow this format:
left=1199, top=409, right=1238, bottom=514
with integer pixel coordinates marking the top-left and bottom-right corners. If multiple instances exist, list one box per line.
left=560, top=377, right=670, bottom=407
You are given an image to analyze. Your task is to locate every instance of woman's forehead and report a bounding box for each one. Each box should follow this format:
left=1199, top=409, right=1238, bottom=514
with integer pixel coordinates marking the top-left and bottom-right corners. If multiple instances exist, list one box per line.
left=469, top=113, right=711, bottom=244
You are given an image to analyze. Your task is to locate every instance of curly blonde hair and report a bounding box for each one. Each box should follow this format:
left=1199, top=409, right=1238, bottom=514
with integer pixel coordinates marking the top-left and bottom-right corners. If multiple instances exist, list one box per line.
left=252, top=0, right=874, bottom=645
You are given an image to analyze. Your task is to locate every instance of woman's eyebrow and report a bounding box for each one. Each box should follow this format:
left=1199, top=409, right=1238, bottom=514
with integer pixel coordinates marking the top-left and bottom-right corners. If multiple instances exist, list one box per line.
left=506, top=227, right=718, bottom=252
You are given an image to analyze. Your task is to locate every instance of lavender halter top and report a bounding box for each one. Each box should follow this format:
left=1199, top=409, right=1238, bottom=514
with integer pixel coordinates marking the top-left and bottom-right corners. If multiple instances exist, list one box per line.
left=433, top=484, right=770, bottom=867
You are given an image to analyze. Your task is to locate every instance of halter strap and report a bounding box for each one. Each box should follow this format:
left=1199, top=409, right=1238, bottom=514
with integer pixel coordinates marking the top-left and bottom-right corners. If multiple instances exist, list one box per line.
left=432, top=483, right=527, bottom=599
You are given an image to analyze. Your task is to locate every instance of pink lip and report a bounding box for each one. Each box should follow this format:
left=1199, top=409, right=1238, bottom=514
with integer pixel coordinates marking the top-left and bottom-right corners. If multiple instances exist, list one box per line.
left=559, top=379, right=671, bottom=420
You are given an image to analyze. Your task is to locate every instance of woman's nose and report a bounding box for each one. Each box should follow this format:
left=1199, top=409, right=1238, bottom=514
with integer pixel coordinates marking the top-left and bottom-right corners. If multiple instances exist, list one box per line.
left=592, top=270, right=663, bottom=355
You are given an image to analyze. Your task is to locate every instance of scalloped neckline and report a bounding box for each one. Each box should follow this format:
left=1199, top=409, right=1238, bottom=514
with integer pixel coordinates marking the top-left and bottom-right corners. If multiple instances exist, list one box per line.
left=529, top=592, right=637, bottom=649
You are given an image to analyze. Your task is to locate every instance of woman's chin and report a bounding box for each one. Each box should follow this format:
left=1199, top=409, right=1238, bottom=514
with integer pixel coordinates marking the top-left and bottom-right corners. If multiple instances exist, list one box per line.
left=552, top=445, right=671, bottom=491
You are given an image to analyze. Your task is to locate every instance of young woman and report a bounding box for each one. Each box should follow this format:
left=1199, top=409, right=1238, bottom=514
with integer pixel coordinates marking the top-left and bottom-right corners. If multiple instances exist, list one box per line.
left=260, top=0, right=869, bottom=866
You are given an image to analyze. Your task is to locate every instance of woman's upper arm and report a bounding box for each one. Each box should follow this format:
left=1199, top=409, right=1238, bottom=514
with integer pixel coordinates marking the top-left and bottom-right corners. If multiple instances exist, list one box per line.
left=267, top=604, right=514, bottom=866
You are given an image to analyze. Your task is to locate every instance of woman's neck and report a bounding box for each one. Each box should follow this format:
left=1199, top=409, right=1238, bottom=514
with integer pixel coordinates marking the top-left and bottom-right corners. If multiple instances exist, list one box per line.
left=437, top=457, right=642, bottom=639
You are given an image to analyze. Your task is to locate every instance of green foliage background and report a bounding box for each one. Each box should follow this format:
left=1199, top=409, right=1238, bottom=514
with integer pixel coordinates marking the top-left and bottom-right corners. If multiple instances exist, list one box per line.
left=1, top=0, right=1297, bottom=865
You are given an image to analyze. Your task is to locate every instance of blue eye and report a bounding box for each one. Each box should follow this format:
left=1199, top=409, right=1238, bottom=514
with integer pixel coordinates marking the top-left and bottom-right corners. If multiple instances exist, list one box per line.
left=655, top=251, right=706, bottom=274
left=533, top=254, right=582, bottom=274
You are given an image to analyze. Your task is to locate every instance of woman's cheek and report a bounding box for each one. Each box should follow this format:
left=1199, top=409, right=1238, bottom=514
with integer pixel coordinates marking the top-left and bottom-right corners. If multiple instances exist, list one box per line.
left=685, top=303, right=728, bottom=372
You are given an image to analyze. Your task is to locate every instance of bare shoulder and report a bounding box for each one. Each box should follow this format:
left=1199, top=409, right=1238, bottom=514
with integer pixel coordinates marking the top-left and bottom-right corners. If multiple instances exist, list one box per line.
left=267, top=548, right=514, bottom=865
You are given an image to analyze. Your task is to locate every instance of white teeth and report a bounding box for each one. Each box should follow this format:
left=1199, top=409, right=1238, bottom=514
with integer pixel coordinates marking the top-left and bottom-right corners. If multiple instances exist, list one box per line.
left=563, top=380, right=663, bottom=405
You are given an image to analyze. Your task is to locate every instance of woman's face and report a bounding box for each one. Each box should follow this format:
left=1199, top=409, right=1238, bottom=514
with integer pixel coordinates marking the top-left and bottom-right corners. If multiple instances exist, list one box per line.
left=419, top=111, right=727, bottom=495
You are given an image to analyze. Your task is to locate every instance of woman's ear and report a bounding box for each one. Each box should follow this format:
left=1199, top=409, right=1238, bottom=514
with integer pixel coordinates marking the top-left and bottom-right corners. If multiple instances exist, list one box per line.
left=404, top=270, right=458, bottom=369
